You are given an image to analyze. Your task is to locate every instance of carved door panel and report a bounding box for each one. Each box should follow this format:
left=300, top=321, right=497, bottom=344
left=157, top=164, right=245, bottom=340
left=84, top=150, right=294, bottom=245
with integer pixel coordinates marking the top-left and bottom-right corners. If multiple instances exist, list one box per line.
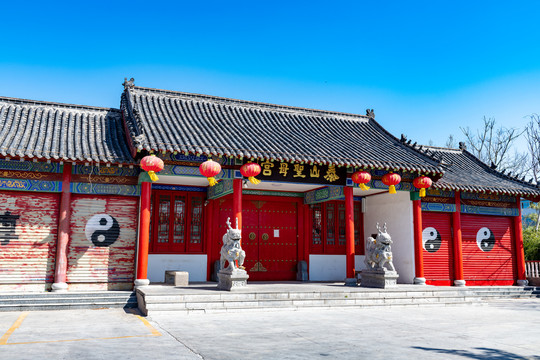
left=256, top=201, right=298, bottom=281
left=215, top=198, right=298, bottom=281
left=241, top=200, right=260, bottom=276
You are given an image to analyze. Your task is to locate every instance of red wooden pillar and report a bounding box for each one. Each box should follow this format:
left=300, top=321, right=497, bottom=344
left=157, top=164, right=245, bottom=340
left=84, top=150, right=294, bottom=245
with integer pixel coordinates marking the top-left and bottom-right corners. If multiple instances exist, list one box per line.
left=233, top=179, right=242, bottom=230
left=514, top=198, right=528, bottom=286
left=344, top=186, right=355, bottom=284
left=52, top=162, right=72, bottom=292
left=412, top=197, right=426, bottom=284
left=452, top=192, right=465, bottom=286
left=135, top=181, right=152, bottom=287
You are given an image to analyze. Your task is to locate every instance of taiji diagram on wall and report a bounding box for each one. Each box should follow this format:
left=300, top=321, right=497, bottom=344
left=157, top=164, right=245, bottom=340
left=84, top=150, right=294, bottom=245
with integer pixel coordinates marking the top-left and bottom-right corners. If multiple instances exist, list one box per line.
left=422, top=226, right=442, bottom=253
left=476, top=227, right=495, bottom=252
left=0, top=211, right=20, bottom=246
left=85, top=214, right=120, bottom=247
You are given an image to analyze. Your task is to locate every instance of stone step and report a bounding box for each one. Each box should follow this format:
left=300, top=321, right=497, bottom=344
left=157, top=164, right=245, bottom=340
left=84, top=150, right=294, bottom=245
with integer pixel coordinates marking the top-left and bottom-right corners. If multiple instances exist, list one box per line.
left=139, top=294, right=484, bottom=315
left=0, top=291, right=135, bottom=299
left=143, top=298, right=483, bottom=313
left=0, top=295, right=137, bottom=306
left=0, top=301, right=138, bottom=312
left=0, top=291, right=137, bottom=312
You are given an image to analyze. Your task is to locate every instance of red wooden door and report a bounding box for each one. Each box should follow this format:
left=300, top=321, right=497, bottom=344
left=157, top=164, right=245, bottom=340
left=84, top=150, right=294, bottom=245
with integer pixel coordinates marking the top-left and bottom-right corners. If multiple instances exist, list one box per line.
left=462, top=214, right=516, bottom=285
left=241, top=200, right=260, bottom=278
left=255, top=201, right=297, bottom=281
left=422, top=212, right=454, bottom=286
left=214, top=197, right=298, bottom=281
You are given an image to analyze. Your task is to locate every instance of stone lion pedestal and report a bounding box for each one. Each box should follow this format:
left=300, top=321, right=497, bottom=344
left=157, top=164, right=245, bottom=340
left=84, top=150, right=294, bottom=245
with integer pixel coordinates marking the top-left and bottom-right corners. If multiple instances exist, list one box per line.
left=360, top=222, right=399, bottom=289
left=217, top=268, right=249, bottom=291
left=217, top=217, right=249, bottom=291
left=360, top=268, right=399, bottom=289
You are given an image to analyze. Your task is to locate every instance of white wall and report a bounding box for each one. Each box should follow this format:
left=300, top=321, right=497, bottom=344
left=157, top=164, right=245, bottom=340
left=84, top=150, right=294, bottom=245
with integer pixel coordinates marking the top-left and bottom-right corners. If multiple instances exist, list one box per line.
left=309, top=255, right=367, bottom=281
left=363, top=191, right=415, bottom=283
left=309, top=255, right=345, bottom=281
left=148, top=254, right=207, bottom=283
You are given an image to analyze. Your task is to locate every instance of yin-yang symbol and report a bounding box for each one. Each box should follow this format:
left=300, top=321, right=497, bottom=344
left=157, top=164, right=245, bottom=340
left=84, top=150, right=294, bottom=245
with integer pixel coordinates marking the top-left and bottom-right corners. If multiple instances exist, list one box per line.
left=422, top=227, right=442, bottom=253
left=85, top=214, right=120, bottom=247
left=476, top=227, right=495, bottom=252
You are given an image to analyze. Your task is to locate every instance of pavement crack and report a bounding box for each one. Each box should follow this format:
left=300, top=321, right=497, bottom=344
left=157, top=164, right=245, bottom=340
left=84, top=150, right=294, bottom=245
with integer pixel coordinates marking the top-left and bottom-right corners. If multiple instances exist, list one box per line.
left=151, top=322, right=205, bottom=359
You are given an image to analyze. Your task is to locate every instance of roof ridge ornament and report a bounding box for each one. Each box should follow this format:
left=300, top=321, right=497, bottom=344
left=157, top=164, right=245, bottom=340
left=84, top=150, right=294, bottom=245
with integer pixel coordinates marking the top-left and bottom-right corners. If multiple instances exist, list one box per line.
left=458, top=142, right=467, bottom=150
left=123, top=77, right=135, bottom=90
left=366, top=109, right=375, bottom=119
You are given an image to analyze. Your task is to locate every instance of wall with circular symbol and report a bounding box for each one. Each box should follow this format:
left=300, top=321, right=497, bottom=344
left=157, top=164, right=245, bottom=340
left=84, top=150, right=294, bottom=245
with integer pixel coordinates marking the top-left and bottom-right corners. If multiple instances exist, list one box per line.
left=461, top=214, right=515, bottom=286
left=67, top=195, right=138, bottom=289
left=476, top=227, right=495, bottom=252
left=85, top=214, right=120, bottom=247
left=421, top=212, right=454, bottom=286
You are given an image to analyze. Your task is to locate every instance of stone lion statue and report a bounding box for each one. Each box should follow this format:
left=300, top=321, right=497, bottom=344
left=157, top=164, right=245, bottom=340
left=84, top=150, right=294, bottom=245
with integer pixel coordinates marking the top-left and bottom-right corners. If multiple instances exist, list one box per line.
left=220, top=217, right=246, bottom=272
left=364, top=223, right=396, bottom=272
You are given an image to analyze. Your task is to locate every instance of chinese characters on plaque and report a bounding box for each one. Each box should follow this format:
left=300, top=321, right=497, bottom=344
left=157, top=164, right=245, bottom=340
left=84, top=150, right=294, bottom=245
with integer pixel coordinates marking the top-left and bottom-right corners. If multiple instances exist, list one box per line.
left=246, top=160, right=347, bottom=186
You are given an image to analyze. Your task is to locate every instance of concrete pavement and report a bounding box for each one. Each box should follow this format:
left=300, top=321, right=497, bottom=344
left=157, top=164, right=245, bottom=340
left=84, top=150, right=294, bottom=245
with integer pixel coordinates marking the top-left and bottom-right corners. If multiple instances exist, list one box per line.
left=0, top=299, right=539, bottom=359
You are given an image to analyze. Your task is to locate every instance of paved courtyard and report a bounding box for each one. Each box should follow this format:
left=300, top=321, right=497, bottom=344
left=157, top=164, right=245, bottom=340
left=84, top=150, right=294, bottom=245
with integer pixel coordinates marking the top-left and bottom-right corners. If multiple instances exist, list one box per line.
left=0, top=299, right=539, bottom=359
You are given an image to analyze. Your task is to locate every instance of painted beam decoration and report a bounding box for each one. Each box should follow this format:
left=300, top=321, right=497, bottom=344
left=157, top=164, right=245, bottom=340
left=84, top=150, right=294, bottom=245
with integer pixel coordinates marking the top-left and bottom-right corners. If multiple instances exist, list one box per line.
left=243, top=159, right=347, bottom=186
left=0, top=160, right=62, bottom=173
left=304, top=186, right=344, bottom=205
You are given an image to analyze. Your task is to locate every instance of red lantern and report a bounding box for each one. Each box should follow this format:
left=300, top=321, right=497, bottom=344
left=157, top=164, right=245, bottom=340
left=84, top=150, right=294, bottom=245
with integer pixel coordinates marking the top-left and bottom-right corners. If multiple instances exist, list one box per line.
left=199, top=159, right=222, bottom=186
left=240, top=162, right=262, bottom=185
left=413, top=176, right=432, bottom=197
left=381, top=172, right=401, bottom=194
left=140, top=155, right=164, bottom=182
left=351, top=170, right=371, bottom=191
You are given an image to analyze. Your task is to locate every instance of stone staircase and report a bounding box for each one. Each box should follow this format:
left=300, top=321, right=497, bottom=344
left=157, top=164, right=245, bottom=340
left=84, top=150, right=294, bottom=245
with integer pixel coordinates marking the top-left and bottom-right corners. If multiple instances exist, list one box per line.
left=0, top=291, right=137, bottom=312
left=137, top=284, right=540, bottom=315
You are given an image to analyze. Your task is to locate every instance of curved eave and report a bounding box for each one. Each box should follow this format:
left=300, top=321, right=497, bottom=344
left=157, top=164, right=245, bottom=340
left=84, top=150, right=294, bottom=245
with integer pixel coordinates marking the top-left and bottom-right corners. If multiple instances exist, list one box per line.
left=432, top=181, right=540, bottom=201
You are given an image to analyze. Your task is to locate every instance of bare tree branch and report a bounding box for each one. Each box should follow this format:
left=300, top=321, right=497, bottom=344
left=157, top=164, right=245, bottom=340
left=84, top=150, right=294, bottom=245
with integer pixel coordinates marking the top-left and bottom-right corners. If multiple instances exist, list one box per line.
left=460, top=116, right=528, bottom=177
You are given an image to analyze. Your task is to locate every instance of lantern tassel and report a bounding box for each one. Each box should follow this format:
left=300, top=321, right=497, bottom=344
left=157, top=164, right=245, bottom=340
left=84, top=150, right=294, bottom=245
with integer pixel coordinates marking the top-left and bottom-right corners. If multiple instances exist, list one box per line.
left=419, top=188, right=426, bottom=197
left=248, top=176, right=261, bottom=185
left=148, top=171, right=159, bottom=182
left=207, top=177, right=218, bottom=186
left=389, top=185, right=397, bottom=194
left=359, top=183, right=370, bottom=191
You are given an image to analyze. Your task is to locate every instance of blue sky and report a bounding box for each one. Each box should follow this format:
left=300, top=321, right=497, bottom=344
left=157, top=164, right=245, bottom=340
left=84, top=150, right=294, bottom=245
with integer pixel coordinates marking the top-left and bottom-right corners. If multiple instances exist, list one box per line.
left=1, top=1, right=539, bottom=149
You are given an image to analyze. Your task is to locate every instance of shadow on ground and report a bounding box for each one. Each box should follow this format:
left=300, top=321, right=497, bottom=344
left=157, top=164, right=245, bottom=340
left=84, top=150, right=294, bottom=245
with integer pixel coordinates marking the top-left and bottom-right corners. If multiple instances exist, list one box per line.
left=412, top=346, right=540, bottom=359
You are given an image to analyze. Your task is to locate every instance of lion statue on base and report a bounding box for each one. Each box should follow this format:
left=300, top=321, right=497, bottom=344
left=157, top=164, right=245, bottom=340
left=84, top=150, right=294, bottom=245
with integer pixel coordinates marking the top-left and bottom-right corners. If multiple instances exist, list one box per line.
left=220, top=217, right=246, bottom=272
left=364, top=222, right=396, bottom=272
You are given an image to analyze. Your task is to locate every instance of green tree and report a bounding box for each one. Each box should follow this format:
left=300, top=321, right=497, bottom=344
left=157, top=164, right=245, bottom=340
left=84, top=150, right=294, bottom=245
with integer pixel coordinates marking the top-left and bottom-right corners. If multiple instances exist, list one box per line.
left=523, top=226, right=540, bottom=261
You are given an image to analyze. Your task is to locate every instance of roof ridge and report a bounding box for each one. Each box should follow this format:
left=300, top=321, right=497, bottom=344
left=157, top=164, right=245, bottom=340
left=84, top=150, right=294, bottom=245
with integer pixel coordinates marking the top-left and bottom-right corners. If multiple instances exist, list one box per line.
left=422, top=145, right=462, bottom=153
left=0, top=95, right=121, bottom=113
left=460, top=149, right=539, bottom=189
left=130, top=85, right=370, bottom=120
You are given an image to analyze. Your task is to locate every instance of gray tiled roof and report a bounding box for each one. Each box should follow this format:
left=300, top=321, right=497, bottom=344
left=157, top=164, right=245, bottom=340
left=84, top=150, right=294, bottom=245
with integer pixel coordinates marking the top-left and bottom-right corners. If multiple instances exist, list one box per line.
left=0, top=96, right=134, bottom=164
left=424, top=146, right=540, bottom=200
left=121, top=85, right=443, bottom=174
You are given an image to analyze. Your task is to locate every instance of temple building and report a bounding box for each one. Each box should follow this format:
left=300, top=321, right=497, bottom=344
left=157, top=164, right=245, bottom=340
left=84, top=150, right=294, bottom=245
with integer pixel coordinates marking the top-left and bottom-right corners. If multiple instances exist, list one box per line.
left=0, top=79, right=538, bottom=292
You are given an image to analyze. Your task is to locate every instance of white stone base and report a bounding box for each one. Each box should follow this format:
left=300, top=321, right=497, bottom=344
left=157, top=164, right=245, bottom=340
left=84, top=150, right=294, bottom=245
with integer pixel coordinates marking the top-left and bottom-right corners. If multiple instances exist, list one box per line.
left=454, top=279, right=466, bottom=287
left=217, top=269, right=249, bottom=291
left=361, top=269, right=399, bottom=288
left=517, top=279, right=529, bottom=287
left=51, top=282, right=68, bottom=292
left=413, top=277, right=426, bottom=285
left=344, top=278, right=357, bottom=287
left=134, top=279, right=150, bottom=289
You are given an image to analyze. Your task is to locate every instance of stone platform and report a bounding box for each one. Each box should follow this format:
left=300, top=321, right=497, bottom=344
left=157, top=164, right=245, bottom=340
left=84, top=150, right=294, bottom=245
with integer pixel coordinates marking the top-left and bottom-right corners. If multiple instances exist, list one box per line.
left=135, top=282, right=540, bottom=315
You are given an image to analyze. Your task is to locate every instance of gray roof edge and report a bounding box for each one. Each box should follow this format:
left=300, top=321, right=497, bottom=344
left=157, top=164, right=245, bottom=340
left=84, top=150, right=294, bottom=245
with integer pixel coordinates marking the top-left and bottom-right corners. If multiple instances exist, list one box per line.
left=0, top=95, right=121, bottom=114
left=368, top=120, right=445, bottom=174
left=130, top=85, right=370, bottom=121
left=459, top=149, right=540, bottom=190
